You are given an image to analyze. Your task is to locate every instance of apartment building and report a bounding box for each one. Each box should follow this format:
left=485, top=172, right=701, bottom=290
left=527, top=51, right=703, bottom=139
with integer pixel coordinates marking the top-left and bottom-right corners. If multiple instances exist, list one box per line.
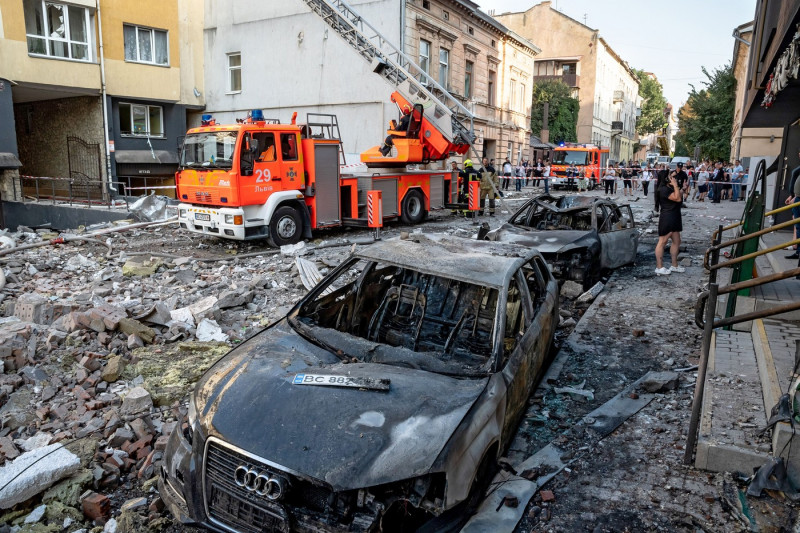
left=496, top=1, right=641, bottom=163
left=202, top=0, right=538, bottom=164
left=0, top=0, right=203, bottom=208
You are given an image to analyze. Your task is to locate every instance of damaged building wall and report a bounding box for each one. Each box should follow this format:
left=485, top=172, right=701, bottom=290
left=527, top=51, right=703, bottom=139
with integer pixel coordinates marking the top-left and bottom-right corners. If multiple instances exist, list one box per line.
left=13, top=96, right=106, bottom=182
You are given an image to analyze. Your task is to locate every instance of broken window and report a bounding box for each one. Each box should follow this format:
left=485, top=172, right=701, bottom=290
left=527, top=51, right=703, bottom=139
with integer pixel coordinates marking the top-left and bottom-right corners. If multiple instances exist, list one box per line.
left=293, top=259, right=499, bottom=376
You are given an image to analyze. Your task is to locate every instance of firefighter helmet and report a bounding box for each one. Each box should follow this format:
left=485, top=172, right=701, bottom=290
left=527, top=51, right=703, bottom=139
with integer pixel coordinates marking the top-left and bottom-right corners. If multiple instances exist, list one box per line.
left=464, top=159, right=473, bottom=167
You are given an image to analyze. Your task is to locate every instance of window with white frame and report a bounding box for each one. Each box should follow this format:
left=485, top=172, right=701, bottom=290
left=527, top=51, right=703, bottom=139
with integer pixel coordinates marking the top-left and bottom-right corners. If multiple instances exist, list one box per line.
left=419, top=40, right=431, bottom=78
left=439, top=48, right=450, bottom=89
left=510, top=80, right=516, bottom=111
left=228, top=53, right=242, bottom=93
left=119, top=103, right=164, bottom=137
left=123, top=24, right=168, bottom=65
left=24, top=0, right=91, bottom=61
left=519, top=83, right=526, bottom=114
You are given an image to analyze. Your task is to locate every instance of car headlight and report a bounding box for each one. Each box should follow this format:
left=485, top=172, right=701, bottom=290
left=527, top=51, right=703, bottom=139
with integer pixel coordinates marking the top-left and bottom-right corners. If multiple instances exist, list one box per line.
left=224, top=214, right=233, bottom=224
left=179, top=209, right=187, bottom=218
left=182, top=397, right=198, bottom=445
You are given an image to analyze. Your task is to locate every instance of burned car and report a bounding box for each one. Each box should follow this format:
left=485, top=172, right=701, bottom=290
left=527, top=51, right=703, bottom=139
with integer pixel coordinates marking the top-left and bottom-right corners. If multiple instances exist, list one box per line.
left=481, top=194, right=638, bottom=289
left=160, top=234, right=559, bottom=532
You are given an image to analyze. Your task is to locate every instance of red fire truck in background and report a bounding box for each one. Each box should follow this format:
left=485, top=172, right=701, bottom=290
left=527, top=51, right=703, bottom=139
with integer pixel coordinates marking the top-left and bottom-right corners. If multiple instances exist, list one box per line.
left=175, top=107, right=463, bottom=246
left=549, top=144, right=609, bottom=190
left=175, top=0, right=476, bottom=246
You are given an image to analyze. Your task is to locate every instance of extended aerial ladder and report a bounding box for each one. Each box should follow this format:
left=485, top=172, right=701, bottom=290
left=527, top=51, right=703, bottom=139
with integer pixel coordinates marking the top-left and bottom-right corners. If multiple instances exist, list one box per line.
left=302, top=0, right=476, bottom=166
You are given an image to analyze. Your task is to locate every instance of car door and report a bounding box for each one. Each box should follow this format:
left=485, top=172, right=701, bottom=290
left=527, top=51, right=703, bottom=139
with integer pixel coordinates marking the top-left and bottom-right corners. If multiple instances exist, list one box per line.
left=597, top=203, right=638, bottom=268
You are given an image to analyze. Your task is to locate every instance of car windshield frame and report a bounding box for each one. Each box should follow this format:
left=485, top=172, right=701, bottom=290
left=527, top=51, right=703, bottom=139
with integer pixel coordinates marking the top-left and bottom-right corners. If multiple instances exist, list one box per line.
left=287, top=256, right=503, bottom=378
left=180, top=131, right=238, bottom=169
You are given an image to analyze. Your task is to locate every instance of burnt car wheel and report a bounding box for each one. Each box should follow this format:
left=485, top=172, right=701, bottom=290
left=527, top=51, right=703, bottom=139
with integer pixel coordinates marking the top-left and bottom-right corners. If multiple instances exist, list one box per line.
left=401, top=189, right=427, bottom=224
left=582, top=250, right=602, bottom=290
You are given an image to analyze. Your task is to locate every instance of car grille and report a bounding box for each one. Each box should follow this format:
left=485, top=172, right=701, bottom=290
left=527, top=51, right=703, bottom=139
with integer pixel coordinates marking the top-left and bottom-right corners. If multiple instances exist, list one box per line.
left=204, top=439, right=338, bottom=533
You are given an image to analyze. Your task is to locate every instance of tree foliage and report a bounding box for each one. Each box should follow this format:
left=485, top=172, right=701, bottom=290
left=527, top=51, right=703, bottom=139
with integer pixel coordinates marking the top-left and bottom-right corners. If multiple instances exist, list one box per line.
left=674, top=64, right=736, bottom=162
left=633, top=69, right=668, bottom=136
left=530, top=80, right=578, bottom=144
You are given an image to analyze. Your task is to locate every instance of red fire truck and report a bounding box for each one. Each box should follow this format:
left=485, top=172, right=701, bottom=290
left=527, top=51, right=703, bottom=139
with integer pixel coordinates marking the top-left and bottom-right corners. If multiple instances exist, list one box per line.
left=176, top=0, right=476, bottom=245
left=549, top=144, right=609, bottom=190
left=176, top=109, right=464, bottom=245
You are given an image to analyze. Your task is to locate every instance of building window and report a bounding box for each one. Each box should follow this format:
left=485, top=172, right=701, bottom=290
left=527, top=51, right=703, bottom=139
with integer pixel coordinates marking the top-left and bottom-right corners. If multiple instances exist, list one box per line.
left=488, top=70, right=496, bottom=107
left=442, top=10, right=449, bottom=20
left=419, top=39, right=431, bottom=79
left=439, top=48, right=450, bottom=89
left=468, top=26, right=474, bottom=35
left=510, top=80, right=516, bottom=111
left=422, top=0, right=430, bottom=9
left=464, top=61, right=473, bottom=98
left=228, top=53, right=242, bottom=93
left=520, top=83, right=526, bottom=114
left=491, top=39, right=496, bottom=48
left=123, top=24, right=168, bottom=65
left=119, top=103, right=164, bottom=137
left=24, top=0, right=91, bottom=61
left=562, top=63, right=577, bottom=75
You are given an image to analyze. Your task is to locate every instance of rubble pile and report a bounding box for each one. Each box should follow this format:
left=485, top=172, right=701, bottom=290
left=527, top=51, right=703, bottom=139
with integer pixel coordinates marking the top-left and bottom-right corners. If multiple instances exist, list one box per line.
left=0, top=222, right=354, bottom=531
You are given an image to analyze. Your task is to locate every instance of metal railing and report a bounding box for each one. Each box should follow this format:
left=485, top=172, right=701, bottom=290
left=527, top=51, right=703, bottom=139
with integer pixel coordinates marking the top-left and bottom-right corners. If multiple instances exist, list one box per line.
left=13, top=175, right=131, bottom=209
left=684, top=158, right=800, bottom=464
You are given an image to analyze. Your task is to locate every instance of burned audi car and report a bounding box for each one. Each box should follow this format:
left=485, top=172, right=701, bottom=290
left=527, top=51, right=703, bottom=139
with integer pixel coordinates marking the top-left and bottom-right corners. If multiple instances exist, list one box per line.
left=159, top=234, right=558, bottom=533
left=481, top=194, right=638, bottom=289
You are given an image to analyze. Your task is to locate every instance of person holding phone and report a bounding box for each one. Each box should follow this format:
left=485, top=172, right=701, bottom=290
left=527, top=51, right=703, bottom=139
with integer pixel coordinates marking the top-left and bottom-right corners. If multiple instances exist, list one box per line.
left=654, top=171, right=686, bottom=276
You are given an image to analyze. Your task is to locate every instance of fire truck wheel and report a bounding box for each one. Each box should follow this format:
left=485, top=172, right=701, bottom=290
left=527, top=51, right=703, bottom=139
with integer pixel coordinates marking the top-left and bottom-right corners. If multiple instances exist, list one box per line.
left=400, top=189, right=427, bottom=225
left=270, top=206, right=303, bottom=246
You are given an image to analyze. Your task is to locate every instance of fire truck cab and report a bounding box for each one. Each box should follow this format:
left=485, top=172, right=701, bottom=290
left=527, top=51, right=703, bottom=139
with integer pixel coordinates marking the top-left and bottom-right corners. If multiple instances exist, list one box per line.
left=176, top=112, right=455, bottom=245
left=549, top=144, right=609, bottom=190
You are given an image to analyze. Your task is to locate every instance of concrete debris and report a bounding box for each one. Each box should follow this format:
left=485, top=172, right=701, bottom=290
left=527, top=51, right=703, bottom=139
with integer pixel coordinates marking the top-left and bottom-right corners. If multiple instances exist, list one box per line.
left=560, top=280, right=583, bottom=299
left=577, top=282, right=604, bottom=303
left=0, top=443, right=82, bottom=508
left=196, top=318, right=229, bottom=342
left=23, top=503, right=47, bottom=523
left=281, top=241, right=306, bottom=255
left=638, top=371, right=680, bottom=393
left=554, top=382, right=595, bottom=401
left=120, top=386, right=153, bottom=416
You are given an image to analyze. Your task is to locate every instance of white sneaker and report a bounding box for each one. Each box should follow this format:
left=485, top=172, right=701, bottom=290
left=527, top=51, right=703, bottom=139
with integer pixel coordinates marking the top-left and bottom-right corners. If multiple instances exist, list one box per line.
left=669, top=265, right=686, bottom=273
left=655, top=267, right=671, bottom=276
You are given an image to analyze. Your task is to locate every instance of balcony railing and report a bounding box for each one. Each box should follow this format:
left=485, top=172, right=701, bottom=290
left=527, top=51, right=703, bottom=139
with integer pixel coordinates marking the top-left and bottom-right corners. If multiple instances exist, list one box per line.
left=533, top=73, right=579, bottom=87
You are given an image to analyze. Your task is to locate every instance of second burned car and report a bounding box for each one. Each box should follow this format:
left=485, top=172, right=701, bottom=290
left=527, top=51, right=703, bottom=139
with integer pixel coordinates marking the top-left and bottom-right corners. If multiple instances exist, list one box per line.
left=160, top=233, right=559, bottom=533
left=481, top=194, right=639, bottom=289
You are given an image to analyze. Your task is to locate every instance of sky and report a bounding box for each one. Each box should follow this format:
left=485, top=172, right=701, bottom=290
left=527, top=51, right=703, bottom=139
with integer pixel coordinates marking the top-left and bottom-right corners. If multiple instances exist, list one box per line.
left=477, top=0, right=755, bottom=109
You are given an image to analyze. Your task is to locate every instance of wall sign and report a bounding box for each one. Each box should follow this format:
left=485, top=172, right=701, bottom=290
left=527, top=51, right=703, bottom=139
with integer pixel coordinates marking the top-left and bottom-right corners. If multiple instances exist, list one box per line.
left=762, top=23, right=800, bottom=108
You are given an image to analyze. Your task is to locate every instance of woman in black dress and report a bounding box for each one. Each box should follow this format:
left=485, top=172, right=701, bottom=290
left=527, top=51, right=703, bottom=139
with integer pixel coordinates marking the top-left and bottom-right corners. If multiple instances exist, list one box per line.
left=654, top=171, right=685, bottom=276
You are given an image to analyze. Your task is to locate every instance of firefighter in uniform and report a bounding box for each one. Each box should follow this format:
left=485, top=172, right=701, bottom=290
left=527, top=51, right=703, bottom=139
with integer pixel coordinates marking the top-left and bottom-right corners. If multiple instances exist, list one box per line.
left=458, top=159, right=481, bottom=216
left=479, top=157, right=498, bottom=216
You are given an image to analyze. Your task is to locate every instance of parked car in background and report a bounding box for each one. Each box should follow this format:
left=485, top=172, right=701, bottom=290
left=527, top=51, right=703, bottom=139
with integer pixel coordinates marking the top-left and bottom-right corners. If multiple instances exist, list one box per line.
left=480, top=195, right=639, bottom=289
left=160, top=234, right=559, bottom=533
left=669, top=156, right=690, bottom=170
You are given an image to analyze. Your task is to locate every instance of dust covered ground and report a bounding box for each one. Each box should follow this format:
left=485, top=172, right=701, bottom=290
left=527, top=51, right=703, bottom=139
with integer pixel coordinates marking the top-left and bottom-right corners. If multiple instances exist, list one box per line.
left=0, top=186, right=796, bottom=533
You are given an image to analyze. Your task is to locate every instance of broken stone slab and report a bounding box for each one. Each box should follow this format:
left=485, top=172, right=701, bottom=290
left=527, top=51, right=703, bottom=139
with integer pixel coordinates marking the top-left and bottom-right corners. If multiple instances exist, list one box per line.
left=64, top=253, right=99, bottom=272
left=118, top=318, right=155, bottom=344
left=217, top=289, right=255, bottom=309
left=559, top=280, right=583, bottom=299
left=196, top=319, right=229, bottom=342
left=89, top=304, right=127, bottom=331
left=0, top=442, right=82, bottom=509
left=554, top=385, right=594, bottom=401
left=13, top=293, right=72, bottom=325
left=577, top=282, right=605, bottom=303
left=558, top=317, right=577, bottom=328
left=23, top=503, right=47, bottom=523
left=120, top=386, right=153, bottom=417
left=638, top=371, right=680, bottom=393
left=139, top=302, right=173, bottom=326
left=101, top=355, right=126, bottom=383
left=16, top=432, right=53, bottom=452
left=122, top=257, right=165, bottom=277
left=170, top=296, right=218, bottom=326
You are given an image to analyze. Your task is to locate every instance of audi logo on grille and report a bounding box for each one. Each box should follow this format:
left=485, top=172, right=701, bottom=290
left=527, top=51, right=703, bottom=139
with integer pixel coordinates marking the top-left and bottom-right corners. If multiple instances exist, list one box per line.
left=234, top=465, right=288, bottom=501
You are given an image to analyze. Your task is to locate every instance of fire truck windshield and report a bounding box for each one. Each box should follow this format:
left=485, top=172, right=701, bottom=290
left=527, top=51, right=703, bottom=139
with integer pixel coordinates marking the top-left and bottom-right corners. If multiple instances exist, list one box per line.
left=552, top=150, right=590, bottom=165
left=181, top=131, right=238, bottom=169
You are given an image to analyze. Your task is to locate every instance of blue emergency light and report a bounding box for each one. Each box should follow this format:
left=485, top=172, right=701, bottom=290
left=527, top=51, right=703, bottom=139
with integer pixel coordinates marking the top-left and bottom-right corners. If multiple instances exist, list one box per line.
left=201, top=114, right=214, bottom=126
left=250, top=109, right=265, bottom=121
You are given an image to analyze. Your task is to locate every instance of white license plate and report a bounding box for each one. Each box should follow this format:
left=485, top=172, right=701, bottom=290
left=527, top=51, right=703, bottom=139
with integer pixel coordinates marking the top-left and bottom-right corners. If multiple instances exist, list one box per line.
left=195, top=213, right=211, bottom=221
left=292, top=373, right=390, bottom=391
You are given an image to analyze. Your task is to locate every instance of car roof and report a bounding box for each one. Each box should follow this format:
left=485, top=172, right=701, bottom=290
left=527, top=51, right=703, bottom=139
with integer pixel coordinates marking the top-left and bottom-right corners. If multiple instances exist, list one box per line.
left=355, top=234, right=535, bottom=289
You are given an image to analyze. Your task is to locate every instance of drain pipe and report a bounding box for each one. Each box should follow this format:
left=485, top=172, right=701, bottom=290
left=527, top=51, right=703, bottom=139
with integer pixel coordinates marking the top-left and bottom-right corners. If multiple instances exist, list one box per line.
left=96, top=0, right=116, bottom=193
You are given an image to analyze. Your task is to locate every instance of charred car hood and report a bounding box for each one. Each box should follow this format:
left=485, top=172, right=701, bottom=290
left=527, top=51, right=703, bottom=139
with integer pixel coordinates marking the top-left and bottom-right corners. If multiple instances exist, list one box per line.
left=195, top=321, right=488, bottom=491
left=489, top=224, right=597, bottom=254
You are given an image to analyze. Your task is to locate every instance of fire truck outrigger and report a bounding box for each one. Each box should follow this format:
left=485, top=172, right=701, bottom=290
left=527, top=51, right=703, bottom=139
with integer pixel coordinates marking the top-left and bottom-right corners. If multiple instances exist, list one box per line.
left=175, top=0, right=475, bottom=246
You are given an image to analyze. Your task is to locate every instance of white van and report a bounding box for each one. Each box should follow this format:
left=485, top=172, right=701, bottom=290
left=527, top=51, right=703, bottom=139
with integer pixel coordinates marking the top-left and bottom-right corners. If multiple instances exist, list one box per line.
left=670, top=156, right=690, bottom=170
